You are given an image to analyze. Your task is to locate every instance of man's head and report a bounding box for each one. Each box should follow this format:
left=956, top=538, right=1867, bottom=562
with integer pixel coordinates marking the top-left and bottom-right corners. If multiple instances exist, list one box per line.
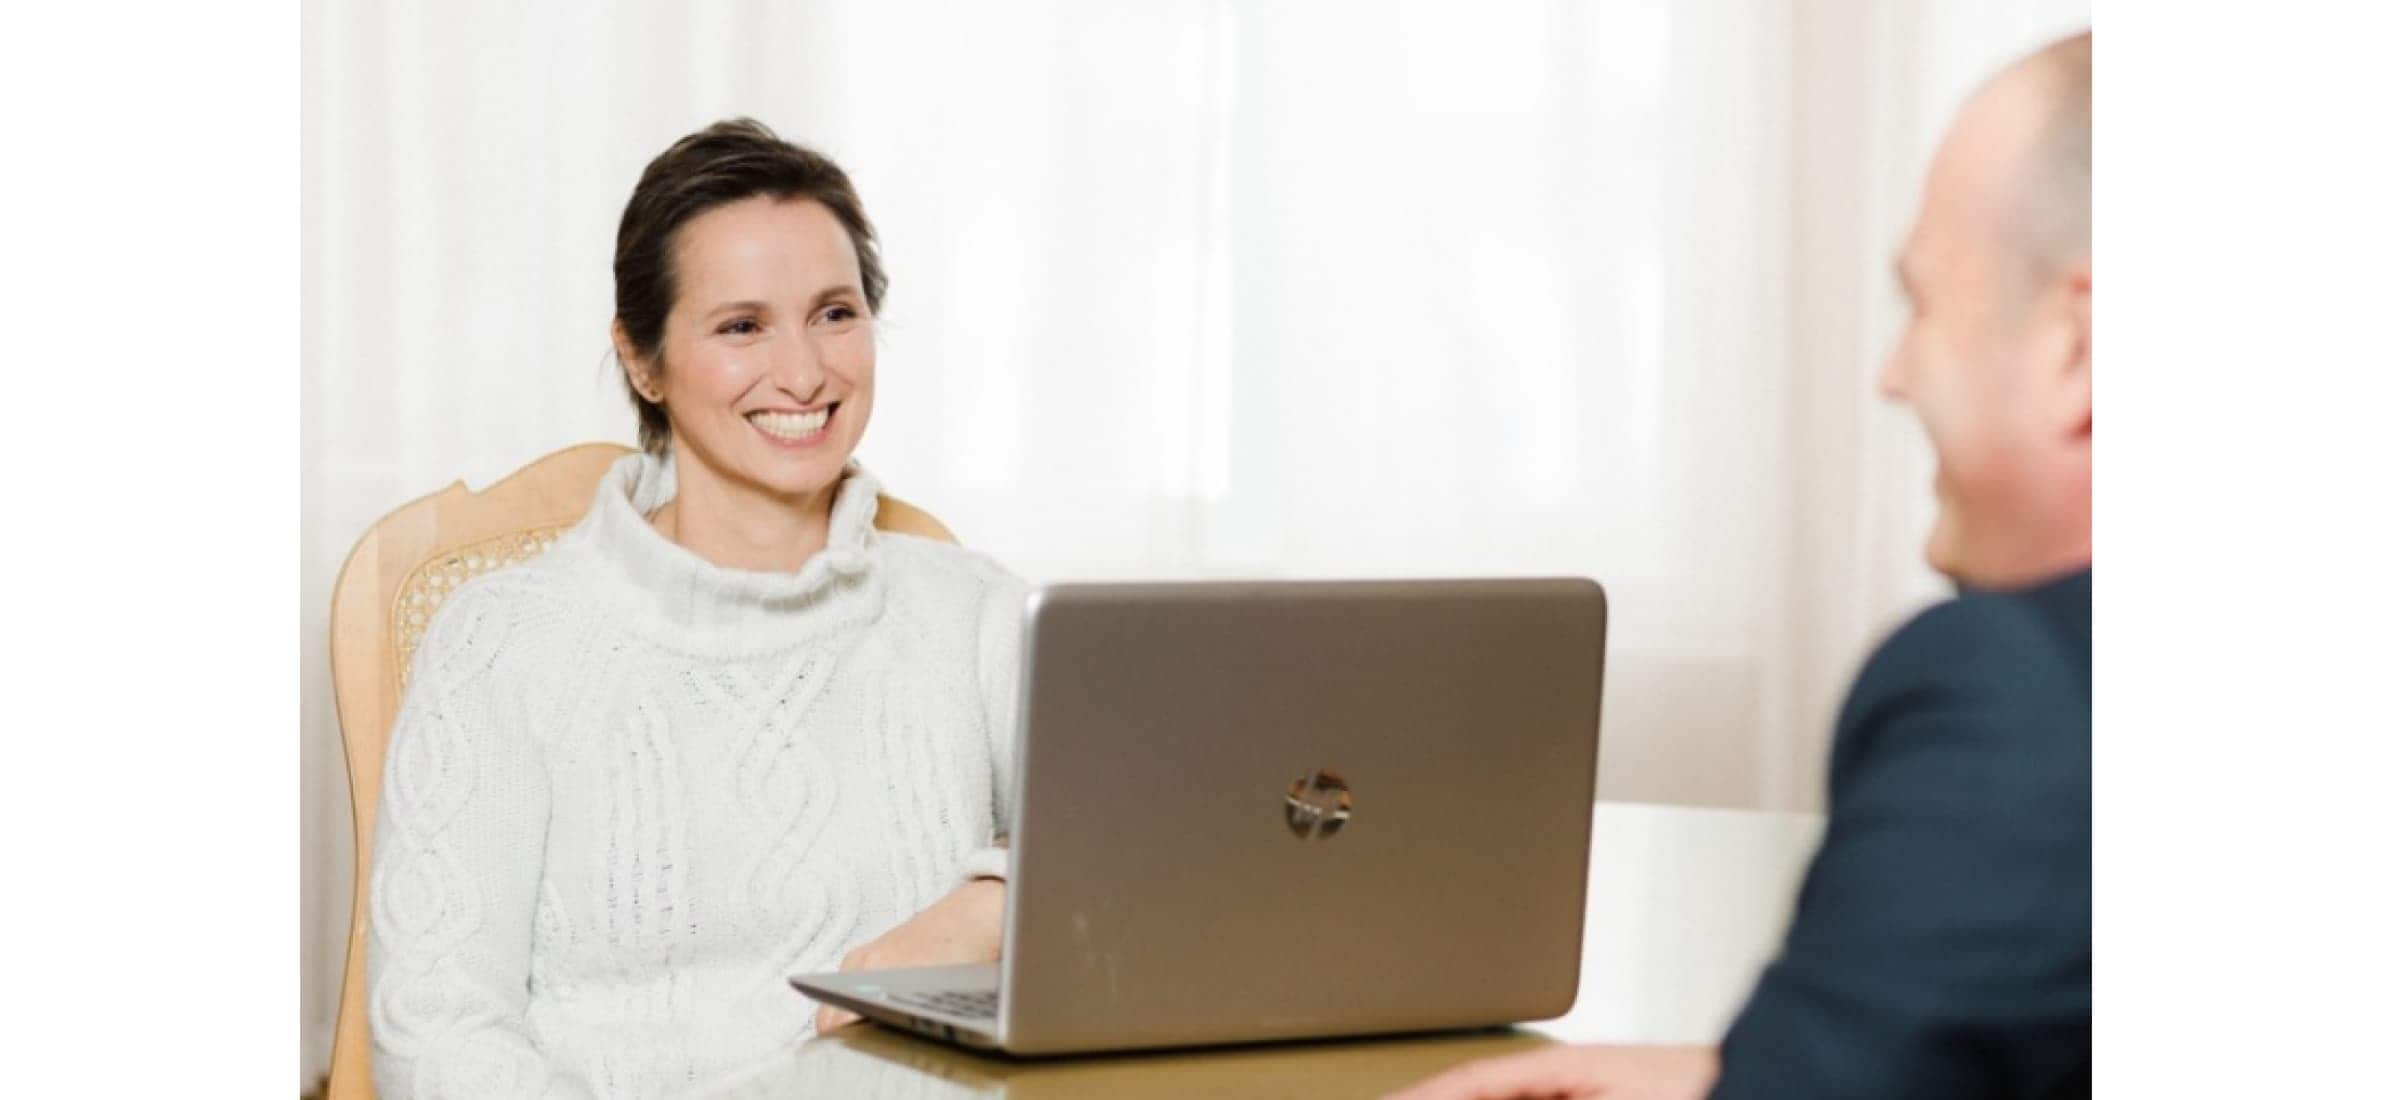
left=1882, top=32, right=2092, bottom=589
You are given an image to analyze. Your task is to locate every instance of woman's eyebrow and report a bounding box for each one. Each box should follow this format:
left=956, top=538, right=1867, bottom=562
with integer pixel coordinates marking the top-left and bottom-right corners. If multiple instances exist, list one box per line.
left=701, top=299, right=772, bottom=321
left=697, top=288, right=860, bottom=321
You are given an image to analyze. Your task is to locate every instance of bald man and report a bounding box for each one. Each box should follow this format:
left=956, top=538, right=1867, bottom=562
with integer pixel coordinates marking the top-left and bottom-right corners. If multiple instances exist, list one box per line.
left=1390, top=32, right=2093, bottom=1100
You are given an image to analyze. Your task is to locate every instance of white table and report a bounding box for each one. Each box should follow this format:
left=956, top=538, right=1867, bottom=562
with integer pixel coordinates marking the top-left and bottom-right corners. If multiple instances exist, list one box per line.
left=1536, top=801, right=1825, bottom=1044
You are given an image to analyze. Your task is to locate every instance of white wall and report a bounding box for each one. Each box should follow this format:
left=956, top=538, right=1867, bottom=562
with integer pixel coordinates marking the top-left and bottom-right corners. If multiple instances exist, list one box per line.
left=301, top=0, right=2087, bottom=1085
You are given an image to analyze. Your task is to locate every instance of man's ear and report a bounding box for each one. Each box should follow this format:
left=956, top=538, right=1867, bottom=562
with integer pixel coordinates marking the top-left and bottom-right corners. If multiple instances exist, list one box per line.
left=2052, top=261, right=2091, bottom=440
left=613, top=319, right=659, bottom=403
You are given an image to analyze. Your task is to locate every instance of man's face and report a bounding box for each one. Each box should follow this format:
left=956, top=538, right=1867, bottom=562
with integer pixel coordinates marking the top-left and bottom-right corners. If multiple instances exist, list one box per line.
left=1880, top=76, right=2090, bottom=587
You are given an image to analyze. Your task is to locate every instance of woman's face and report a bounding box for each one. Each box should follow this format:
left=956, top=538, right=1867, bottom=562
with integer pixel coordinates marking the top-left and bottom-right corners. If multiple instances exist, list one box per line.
left=625, top=195, right=876, bottom=507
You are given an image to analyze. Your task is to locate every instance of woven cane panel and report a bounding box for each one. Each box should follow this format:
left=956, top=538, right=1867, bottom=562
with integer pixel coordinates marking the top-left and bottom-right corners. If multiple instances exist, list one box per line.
left=393, top=527, right=565, bottom=689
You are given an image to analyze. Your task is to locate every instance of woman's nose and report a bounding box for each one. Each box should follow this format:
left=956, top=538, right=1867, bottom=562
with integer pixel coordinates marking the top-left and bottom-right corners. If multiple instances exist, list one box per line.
left=772, top=335, right=828, bottom=401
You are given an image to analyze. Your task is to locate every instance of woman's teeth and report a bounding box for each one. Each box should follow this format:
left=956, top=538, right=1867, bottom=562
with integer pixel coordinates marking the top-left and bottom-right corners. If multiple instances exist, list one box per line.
left=749, top=408, right=829, bottom=440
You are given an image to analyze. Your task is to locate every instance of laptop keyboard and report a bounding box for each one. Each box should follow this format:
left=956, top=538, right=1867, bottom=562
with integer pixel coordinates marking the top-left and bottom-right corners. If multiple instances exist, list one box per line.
left=889, top=989, right=999, bottom=1020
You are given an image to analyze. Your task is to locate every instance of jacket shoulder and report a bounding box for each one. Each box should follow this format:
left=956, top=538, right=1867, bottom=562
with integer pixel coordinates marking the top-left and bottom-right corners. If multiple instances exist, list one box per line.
left=1835, top=580, right=2091, bottom=776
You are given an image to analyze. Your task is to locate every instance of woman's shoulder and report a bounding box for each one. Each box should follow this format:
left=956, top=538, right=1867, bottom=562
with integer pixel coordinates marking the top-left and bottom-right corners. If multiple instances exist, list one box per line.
left=875, top=526, right=1019, bottom=581
left=873, top=532, right=1029, bottom=614
left=406, top=557, right=590, bottom=681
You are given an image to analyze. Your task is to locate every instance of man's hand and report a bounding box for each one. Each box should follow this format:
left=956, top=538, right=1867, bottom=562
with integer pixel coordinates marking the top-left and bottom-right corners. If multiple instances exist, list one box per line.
left=812, top=879, right=1006, bottom=1033
left=1381, top=1043, right=1719, bottom=1100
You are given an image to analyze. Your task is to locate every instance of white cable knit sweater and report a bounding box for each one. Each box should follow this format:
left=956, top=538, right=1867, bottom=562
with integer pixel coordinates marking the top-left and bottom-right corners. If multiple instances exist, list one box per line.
left=367, top=452, right=1026, bottom=1098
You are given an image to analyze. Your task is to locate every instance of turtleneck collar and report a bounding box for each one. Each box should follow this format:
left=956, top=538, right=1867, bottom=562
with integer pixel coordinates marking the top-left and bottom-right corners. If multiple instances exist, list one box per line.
left=564, top=450, right=888, bottom=656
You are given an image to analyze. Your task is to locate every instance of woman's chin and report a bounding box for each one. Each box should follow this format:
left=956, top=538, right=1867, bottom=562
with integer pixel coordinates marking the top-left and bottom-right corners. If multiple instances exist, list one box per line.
left=748, top=451, right=854, bottom=500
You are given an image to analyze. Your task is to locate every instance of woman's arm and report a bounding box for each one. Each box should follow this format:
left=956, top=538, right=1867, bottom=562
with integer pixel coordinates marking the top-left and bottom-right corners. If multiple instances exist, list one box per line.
left=813, top=575, right=1025, bottom=1033
left=366, top=581, right=575, bottom=1097
left=960, top=575, right=1028, bottom=881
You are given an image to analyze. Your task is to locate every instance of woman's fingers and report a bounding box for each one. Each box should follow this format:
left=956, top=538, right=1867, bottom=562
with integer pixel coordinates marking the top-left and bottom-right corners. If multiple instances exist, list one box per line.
left=808, top=936, right=883, bottom=1032
left=814, top=1003, right=860, bottom=1033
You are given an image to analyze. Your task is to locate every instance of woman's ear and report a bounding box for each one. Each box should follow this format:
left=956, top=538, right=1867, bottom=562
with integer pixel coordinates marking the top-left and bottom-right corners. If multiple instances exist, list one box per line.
left=613, top=319, right=661, bottom=403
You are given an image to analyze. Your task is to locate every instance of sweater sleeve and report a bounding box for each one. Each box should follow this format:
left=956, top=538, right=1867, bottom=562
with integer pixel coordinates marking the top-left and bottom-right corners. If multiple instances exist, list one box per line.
left=367, top=581, right=586, bottom=1099
left=957, top=574, right=1028, bottom=883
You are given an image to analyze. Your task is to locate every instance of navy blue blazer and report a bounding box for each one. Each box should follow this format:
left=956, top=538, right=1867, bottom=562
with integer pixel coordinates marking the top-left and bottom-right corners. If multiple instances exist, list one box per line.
left=1709, top=569, right=2091, bottom=1099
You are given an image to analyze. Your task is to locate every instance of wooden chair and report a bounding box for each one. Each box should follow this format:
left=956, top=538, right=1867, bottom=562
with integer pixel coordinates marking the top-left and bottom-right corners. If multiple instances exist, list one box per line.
left=324, top=442, right=958, bottom=1099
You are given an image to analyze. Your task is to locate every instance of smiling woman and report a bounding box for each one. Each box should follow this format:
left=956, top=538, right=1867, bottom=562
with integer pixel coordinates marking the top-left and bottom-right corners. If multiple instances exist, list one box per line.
left=362, top=118, right=1027, bottom=1096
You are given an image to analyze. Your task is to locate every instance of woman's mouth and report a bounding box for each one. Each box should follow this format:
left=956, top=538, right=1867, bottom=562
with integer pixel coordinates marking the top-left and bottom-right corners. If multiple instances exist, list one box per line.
left=747, top=404, right=835, bottom=446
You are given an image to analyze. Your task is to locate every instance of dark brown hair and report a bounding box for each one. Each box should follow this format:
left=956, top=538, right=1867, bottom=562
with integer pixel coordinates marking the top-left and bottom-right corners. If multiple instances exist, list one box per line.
left=613, top=118, right=888, bottom=455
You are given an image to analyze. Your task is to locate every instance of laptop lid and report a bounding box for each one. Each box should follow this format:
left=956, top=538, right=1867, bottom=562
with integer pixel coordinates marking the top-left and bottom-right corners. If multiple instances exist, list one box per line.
left=995, top=578, right=1606, bottom=1055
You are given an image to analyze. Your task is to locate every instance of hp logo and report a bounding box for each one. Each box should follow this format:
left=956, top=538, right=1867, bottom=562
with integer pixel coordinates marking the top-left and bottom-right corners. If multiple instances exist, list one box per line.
left=1284, top=770, right=1354, bottom=839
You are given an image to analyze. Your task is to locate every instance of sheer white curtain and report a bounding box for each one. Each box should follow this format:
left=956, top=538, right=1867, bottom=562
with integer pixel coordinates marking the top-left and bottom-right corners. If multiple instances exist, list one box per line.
left=301, top=0, right=2085, bottom=1083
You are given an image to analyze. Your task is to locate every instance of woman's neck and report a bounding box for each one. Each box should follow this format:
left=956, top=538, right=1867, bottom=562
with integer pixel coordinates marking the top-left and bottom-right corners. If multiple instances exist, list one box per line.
left=649, top=459, right=839, bottom=575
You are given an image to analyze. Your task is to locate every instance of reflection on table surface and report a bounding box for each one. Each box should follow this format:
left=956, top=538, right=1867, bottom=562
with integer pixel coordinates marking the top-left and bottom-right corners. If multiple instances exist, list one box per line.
left=727, top=802, right=1822, bottom=1097
left=733, top=1026, right=1554, bottom=1099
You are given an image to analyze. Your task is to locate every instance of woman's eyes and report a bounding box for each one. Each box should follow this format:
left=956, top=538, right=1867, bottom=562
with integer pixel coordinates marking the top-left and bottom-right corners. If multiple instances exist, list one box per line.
left=716, top=306, right=863, bottom=336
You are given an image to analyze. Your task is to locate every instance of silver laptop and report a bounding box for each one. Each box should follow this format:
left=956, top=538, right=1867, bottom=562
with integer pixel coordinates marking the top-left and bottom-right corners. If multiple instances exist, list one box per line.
left=793, top=578, right=1607, bottom=1056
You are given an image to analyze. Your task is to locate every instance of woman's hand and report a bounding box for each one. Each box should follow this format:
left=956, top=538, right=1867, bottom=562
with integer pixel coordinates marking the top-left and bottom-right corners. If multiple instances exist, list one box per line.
left=813, top=878, right=1007, bottom=1033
